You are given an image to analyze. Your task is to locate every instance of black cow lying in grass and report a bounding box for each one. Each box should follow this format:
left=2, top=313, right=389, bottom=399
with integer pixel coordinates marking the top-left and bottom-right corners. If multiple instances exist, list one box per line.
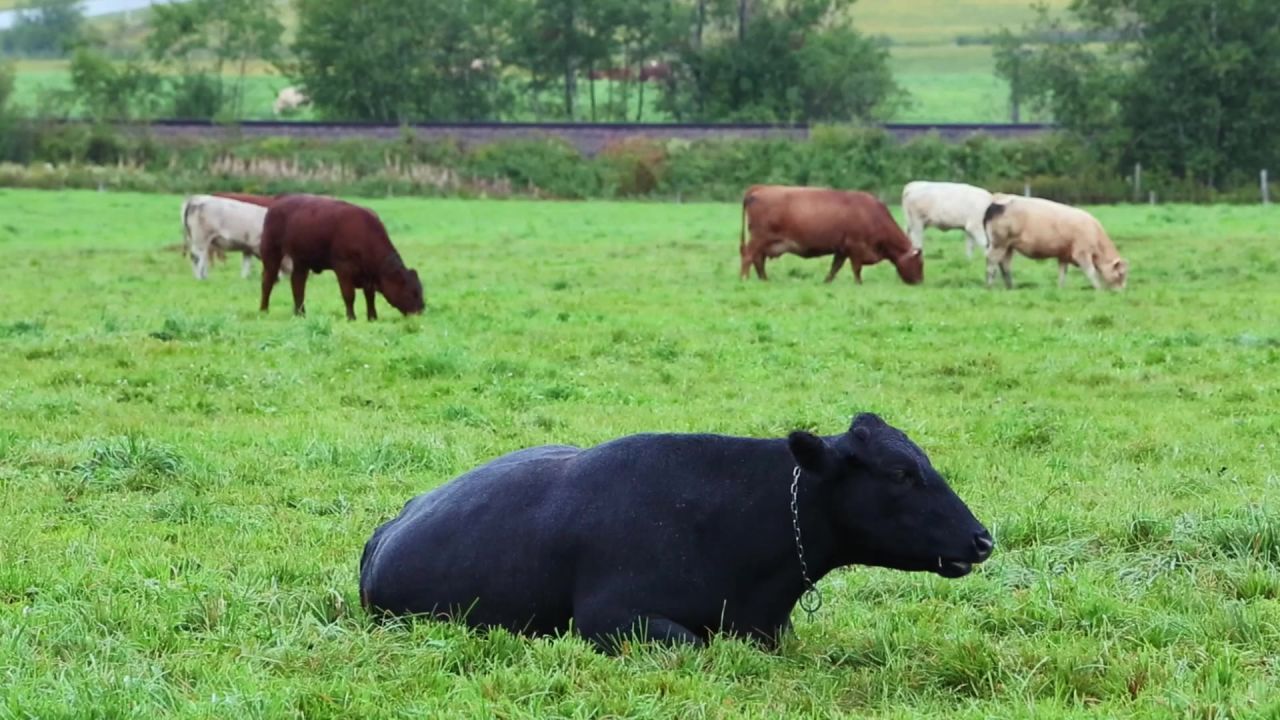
left=359, top=413, right=994, bottom=652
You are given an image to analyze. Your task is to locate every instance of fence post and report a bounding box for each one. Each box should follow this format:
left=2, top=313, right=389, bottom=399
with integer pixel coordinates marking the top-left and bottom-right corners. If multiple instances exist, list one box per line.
left=1149, top=190, right=1156, bottom=205
left=1023, top=181, right=1031, bottom=197
left=1133, top=162, right=1142, bottom=203
left=1263, top=169, right=1270, bottom=205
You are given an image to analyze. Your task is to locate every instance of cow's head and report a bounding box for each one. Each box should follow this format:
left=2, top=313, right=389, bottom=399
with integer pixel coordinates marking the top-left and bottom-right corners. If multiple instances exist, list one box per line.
left=894, top=248, right=924, bottom=285
left=382, top=267, right=426, bottom=315
left=788, top=413, right=992, bottom=578
left=1100, top=257, right=1129, bottom=290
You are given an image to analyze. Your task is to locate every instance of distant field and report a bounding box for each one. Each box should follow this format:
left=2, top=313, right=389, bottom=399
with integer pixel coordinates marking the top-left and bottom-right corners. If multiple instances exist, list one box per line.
left=6, top=49, right=1044, bottom=123
left=3, top=0, right=1069, bottom=122
left=2, top=189, right=1279, bottom=716
left=851, top=0, right=1070, bottom=44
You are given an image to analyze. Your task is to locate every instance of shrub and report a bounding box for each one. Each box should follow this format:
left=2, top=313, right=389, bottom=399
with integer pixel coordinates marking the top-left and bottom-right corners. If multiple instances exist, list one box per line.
left=0, top=121, right=1271, bottom=204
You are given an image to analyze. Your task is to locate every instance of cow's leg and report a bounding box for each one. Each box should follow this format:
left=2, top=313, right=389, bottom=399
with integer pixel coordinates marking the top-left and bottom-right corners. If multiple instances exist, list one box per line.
left=241, top=252, right=254, bottom=279
left=290, top=268, right=309, bottom=316
left=260, top=256, right=282, bottom=313
left=963, top=223, right=984, bottom=260
left=337, top=274, right=358, bottom=321
left=1079, top=261, right=1105, bottom=290
left=190, top=249, right=205, bottom=280
left=986, top=247, right=1011, bottom=289
left=998, top=252, right=1014, bottom=289
left=1058, top=261, right=1070, bottom=288
left=824, top=254, right=846, bottom=283
left=576, top=610, right=705, bottom=654
left=968, top=220, right=990, bottom=255
left=363, top=286, right=378, bottom=321
left=754, top=255, right=768, bottom=281
left=851, top=263, right=863, bottom=285
left=906, top=217, right=923, bottom=249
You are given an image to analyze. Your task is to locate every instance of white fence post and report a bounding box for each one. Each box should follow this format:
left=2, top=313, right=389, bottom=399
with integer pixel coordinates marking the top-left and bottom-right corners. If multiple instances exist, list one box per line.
left=1263, top=169, right=1270, bottom=205
left=1133, top=162, right=1142, bottom=202
left=1149, top=190, right=1156, bottom=205
left=1023, top=181, right=1031, bottom=197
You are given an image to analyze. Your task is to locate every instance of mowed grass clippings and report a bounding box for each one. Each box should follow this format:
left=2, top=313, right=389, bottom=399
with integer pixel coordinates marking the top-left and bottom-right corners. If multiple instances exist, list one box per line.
left=0, top=188, right=1278, bottom=718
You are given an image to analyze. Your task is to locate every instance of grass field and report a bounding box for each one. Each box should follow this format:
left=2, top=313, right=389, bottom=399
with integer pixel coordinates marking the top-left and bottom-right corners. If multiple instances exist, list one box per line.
left=1, top=188, right=1279, bottom=717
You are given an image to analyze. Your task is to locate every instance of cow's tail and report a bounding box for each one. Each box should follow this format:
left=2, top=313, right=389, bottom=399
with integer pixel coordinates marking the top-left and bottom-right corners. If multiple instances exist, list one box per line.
left=740, top=190, right=756, bottom=253
left=982, top=200, right=1008, bottom=245
left=180, top=197, right=197, bottom=255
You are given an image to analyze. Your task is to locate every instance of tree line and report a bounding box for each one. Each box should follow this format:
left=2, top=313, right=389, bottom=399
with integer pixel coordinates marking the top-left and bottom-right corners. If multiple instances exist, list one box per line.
left=2, top=0, right=1279, bottom=191
left=0, top=0, right=904, bottom=124
left=284, top=0, right=906, bottom=124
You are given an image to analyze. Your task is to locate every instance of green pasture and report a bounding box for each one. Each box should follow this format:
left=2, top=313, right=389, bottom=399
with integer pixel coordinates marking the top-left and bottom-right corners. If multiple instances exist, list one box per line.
left=6, top=49, right=1031, bottom=123
left=851, top=0, right=1070, bottom=45
left=1, top=188, right=1278, bottom=717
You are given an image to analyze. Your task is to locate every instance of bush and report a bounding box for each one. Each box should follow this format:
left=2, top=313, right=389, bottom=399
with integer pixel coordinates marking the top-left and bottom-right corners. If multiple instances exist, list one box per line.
left=0, top=121, right=1271, bottom=204
left=464, top=137, right=600, bottom=199
left=598, top=138, right=668, bottom=197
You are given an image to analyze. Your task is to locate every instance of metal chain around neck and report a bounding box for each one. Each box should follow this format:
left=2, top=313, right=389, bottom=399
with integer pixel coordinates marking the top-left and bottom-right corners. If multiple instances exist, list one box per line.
left=790, top=465, right=823, bottom=618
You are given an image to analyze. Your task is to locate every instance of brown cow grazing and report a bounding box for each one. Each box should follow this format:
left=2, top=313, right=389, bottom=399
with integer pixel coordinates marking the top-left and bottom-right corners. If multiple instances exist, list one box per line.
left=259, top=195, right=425, bottom=320
left=740, top=185, right=923, bottom=284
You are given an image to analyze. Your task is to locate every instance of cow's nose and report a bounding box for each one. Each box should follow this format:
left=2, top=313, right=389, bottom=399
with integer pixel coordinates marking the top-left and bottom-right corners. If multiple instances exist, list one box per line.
left=973, top=531, right=994, bottom=561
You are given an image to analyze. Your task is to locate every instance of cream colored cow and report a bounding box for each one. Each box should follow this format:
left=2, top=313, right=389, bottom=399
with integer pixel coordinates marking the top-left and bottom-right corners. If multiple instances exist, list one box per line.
left=983, top=196, right=1128, bottom=290
left=181, top=195, right=291, bottom=280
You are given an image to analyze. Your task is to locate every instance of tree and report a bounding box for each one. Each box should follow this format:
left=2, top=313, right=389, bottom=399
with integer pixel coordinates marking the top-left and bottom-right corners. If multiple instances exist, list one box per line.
left=291, top=0, right=513, bottom=122
left=0, top=0, right=83, bottom=57
left=147, top=0, right=284, bottom=118
left=660, top=0, right=903, bottom=123
left=507, top=0, right=612, bottom=120
left=995, top=0, right=1280, bottom=186
left=67, top=46, right=163, bottom=121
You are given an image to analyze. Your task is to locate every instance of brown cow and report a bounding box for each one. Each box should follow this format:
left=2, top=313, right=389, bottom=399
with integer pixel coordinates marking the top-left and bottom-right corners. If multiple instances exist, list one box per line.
left=259, top=195, right=425, bottom=321
left=739, top=185, right=923, bottom=284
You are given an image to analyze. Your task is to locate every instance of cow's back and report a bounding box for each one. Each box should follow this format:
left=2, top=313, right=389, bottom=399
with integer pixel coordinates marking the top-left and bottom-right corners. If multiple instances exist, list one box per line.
left=989, top=197, right=1108, bottom=260
left=264, top=195, right=392, bottom=273
left=359, top=445, right=584, bottom=630
left=903, top=182, right=992, bottom=227
left=747, top=187, right=872, bottom=251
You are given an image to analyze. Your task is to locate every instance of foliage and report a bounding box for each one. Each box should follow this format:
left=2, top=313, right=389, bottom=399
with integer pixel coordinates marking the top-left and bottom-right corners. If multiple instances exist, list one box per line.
left=0, top=0, right=83, bottom=57
left=994, top=0, right=1280, bottom=186
left=1, top=122, right=1272, bottom=203
left=2, top=189, right=1280, bottom=716
left=65, top=46, right=163, bottom=121
left=146, top=0, right=284, bottom=119
left=0, top=61, right=13, bottom=111
left=661, top=0, right=903, bottom=122
left=290, top=0, right=513, bottom=122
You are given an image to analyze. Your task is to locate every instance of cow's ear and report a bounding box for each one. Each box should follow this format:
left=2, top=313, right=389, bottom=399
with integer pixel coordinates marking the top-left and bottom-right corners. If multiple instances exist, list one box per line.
left=788, top=431, right=831, bottom=475
left=847, top=414, right=882, bottom=461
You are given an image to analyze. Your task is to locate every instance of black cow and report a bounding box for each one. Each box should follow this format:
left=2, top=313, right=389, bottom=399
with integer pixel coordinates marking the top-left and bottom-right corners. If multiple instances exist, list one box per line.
left=359, top=413, right=994, bottom=652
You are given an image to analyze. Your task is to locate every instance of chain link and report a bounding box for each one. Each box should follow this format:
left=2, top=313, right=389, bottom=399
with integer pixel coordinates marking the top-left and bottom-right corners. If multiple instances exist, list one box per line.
left=790, top=465, right=823, bottom=618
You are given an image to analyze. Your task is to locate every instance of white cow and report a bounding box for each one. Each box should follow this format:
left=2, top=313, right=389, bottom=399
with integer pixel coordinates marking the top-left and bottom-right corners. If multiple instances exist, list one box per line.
left=902, top=181, right=994, bottom=259
left=181, top=195, right=291, bottom=280
left=983, top=196, right=1129, bottom=291
left=273, top=86, right=309, bottom=115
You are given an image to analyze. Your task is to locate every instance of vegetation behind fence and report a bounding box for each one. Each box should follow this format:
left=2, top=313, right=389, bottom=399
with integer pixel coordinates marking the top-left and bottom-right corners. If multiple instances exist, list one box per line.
left=0, top=119, right=1269, bottom=205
